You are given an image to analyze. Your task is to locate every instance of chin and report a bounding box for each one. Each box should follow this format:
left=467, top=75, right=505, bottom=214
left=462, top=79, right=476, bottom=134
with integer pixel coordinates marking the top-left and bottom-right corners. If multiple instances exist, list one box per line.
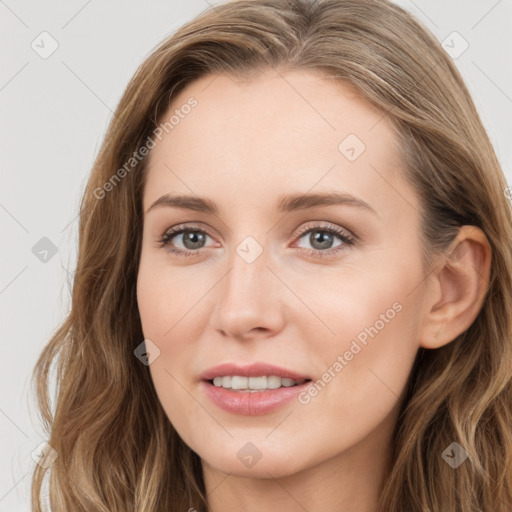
left=196, top=439, right=310, bottom=479
left=202, top=454, right=303, bottom=479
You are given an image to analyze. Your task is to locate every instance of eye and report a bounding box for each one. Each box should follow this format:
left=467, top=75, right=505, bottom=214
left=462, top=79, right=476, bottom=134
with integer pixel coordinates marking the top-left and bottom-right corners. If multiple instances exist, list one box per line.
left=157, top=222, right=356, bottom=258
left=157, top=223, right=214, bottom=257
left=293, top=223, right=355, bottom=257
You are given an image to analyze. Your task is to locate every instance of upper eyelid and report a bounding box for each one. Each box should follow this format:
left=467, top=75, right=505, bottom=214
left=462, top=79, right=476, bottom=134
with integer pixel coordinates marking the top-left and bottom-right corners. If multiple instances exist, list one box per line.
left=294, top=222, right=352, bottom=236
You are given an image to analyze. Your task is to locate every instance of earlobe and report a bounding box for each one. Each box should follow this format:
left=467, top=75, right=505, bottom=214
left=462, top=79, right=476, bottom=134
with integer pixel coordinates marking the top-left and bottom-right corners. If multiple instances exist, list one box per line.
left=418, top=226, right=492, bottom=350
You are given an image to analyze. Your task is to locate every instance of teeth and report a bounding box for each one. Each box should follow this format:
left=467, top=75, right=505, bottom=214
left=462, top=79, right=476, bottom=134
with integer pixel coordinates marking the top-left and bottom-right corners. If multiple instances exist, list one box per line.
left=211, top=375, right=305, bottom=391
left=213, top=376, right=226, bottom=387
left=267, top=376, right=281, bottom=389
left=248, top=376, right=267, bottom=389
left=231, top=376, right=248, bottom=389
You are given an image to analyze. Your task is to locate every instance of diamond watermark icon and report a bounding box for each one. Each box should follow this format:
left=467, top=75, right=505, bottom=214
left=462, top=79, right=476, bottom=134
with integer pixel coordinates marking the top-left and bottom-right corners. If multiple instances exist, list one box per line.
left=31, top=441, right=58, bottom=469
left=32, top=237, right=58, bottom=263
left=442, top=31, right=469, bottom=59
left=237, top=442, right=263, bottom=468
left=338, top=133, right=366, bottom=161
left=31, top=31, right=59, bottom=59
left=134, top=338, right=161, bottom=365
left=236, top=236, right=263, bottom=264
left=441, top=441, right=469, bottom=468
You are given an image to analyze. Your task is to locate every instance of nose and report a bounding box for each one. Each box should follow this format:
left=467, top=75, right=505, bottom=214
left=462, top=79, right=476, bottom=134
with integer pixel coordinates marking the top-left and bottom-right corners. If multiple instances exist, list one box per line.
left=210, top=242, right=287, bottom=342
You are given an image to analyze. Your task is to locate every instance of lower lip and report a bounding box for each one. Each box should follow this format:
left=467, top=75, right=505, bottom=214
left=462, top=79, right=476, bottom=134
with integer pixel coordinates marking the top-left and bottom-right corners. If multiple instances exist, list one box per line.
left=201, top=380, right=310, bottom=416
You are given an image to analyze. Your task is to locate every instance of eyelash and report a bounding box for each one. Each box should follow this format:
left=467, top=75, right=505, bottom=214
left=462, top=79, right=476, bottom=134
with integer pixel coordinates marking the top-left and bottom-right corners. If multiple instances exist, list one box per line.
left=157, top=222, right=356, bottom=259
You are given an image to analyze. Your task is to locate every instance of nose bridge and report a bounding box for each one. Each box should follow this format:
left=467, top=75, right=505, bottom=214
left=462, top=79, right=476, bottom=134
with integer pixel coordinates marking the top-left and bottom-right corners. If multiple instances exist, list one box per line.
left=223, top=239, right=270, bottom=310
left=211, top=234, right=284, bottom=338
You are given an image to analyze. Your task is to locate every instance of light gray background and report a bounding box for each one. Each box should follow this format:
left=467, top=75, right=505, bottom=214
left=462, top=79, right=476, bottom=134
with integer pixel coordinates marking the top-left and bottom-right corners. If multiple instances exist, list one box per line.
left=1, top=1, right=511, bottom=510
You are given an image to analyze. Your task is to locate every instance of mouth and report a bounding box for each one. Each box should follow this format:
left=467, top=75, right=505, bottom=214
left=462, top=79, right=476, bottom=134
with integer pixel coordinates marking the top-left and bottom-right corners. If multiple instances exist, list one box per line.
left=199, top=363, right=313, bottom=415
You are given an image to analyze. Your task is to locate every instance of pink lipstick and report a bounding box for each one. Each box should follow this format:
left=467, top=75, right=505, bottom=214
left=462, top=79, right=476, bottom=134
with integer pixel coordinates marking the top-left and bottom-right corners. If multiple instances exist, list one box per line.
left=200, top=362, right=312, bottom=416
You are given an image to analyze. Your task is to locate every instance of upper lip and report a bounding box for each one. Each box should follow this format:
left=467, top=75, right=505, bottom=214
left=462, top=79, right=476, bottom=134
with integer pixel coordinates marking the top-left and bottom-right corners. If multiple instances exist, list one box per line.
left=200, top=362, right=311, bottom=382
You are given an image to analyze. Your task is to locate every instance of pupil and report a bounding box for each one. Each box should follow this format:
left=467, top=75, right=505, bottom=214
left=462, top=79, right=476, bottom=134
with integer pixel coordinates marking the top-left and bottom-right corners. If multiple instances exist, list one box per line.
left=184, top=231, right=205, bottom=249
left=311, top=230, right=332, bottom=249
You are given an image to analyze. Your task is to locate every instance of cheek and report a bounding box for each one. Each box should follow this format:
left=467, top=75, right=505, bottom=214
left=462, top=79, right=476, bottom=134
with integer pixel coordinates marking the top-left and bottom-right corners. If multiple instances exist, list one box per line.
left=306, top=266, right=422, bottom=423
left=136, top=255, right=209, bottom=340
left=307, top=243, right=421, bottom=370
left=136, top=259, right=211, bottom=432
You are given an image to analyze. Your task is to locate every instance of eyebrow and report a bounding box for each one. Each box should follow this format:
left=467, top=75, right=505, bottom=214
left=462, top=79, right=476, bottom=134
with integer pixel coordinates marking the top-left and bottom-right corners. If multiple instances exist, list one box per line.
left=145, top=192, right=377, bottom=215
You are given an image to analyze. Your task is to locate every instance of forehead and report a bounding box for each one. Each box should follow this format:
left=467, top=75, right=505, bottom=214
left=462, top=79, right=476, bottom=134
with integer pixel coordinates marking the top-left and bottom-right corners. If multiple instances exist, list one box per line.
left=143, top=68, right=417, bottom=220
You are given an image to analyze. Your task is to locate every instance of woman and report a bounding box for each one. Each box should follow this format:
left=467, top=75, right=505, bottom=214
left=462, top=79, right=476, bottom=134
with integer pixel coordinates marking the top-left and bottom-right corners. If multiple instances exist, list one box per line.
left=30, top=0, right=512, bottom=510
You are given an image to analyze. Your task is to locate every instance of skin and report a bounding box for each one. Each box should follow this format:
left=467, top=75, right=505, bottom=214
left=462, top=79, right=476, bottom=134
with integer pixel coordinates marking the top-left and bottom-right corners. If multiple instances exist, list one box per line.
left=136, top=68, right=491, bottom=512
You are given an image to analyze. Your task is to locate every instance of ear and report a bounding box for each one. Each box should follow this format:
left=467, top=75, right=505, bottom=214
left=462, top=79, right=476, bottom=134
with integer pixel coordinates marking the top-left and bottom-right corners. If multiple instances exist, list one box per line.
left=418, top=225, right=492, bottom=349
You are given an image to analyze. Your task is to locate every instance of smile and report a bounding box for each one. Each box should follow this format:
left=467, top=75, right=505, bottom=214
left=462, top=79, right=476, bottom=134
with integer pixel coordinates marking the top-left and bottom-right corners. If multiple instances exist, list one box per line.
left=200, top=362, right=312, bottom=414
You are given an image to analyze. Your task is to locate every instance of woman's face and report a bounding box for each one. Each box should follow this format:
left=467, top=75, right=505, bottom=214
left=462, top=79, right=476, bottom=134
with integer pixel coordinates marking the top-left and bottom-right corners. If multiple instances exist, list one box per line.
left=137, top=68, right=428, bottom=479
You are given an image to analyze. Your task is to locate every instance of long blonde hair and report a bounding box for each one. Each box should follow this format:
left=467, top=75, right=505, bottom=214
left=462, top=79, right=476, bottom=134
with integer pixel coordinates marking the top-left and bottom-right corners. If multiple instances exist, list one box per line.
left=30, top=0, right=512, bottom=510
